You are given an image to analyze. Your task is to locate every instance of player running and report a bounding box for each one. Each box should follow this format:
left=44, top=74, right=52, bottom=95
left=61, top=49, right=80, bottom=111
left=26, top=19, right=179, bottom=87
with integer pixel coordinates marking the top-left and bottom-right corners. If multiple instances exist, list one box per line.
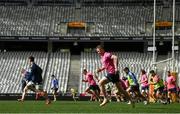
left=123, top=67, right=148, bottom=105
left=82, top=69, right=100, bottom=101
left=165, top=71, right=177, bottom=103
left=18, top=56, right=51, bottom=104
left=149, top=70, right=165, bottom=104
left=96, top=45, right=134, bottom=107
left=139, top=69, right=149, bottom=99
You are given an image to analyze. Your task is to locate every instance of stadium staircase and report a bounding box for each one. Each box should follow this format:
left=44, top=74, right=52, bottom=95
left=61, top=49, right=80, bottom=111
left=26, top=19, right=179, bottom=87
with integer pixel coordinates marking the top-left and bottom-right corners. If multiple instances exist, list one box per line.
left=67, top=55, right=80, bottom=92
left=42, top=52, right=51, bottom=86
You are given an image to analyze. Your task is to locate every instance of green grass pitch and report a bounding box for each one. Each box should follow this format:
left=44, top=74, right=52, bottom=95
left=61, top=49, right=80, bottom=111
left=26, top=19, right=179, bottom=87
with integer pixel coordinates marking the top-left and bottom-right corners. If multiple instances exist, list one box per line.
left=0, top=101, right=180, bottom=113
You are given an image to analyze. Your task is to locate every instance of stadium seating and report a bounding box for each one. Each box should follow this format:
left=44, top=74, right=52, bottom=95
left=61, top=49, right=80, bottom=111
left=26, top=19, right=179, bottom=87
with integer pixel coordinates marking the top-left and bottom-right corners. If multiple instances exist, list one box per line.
left=0, top=51, right=70, bottom=94
left=82, top=0, right=164, bottom=3
left=0, top=5, right=180, bottom=37
left=0, top=51, right=179, bottom=94
left=43, top=52, right=70, bottom=93
left=0, top=51, right=48, bottom=93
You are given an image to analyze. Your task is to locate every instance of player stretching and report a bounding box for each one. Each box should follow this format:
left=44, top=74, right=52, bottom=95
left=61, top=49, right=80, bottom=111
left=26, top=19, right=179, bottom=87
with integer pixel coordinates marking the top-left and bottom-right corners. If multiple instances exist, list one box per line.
left=96, top=45, right=135, bottom=107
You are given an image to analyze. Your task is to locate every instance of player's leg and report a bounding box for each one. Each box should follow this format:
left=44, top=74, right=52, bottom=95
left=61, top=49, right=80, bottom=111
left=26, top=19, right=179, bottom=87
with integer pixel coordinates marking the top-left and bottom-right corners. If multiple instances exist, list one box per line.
left=18, top=86, right=28, bottom=101
left=99, top=77, right=109, bottom=106
left=35, top=84, right=51, bottom=104
left=53, top=89, right=56, bottom=101
left=85, top=87, right=94, bottom=95
left=145, top=87, right=149, bottom=99
left=168, top=88, right=177, bottom=103
left=21, top=80, right=27, bottom=92
left=115, top=93, right=121, bottom=102
left=38, top=90, right=51, bottom=104
left=141, top=86, right=149, bottom=99
left=114, top=82, right=135, bottom=108
left=18, top=82, right=34, bottom=101
left=156, top=87, right=166, bottom=104
left=153, top=89, right=158, bottom=102
left=107, top=90, right=112, bottom=102
left=93, top=87, right=101, bottom=101
left=134, top=86, right=148, bottom=105
left=167, top=90, right=171, bottom=103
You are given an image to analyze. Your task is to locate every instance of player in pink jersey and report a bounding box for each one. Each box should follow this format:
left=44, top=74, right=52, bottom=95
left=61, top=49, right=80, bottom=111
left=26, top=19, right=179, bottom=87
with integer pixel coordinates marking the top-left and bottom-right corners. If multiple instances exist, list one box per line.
left=121, top=76, right=129, bottom=90
left=139, top=69, right=149, bottom=99
left=165, top=71, right=177, bottom=103
left=82, top=69, right=100, bottom=101
left=96, top=45, right=134, bottom=107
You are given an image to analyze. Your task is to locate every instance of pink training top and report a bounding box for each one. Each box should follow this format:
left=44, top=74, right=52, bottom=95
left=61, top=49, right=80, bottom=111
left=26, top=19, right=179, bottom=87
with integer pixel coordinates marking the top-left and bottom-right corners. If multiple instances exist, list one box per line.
left=121, top=79, right=129, bottom=89
left=166, top=75, right=176, bottom=89
left=101, top=52, right=115, bottom=74
left=140, top=74, right=149, bottom=87
left=120, top=79, right=127, bottom=90
left=85, top=72, right=97, bottom=86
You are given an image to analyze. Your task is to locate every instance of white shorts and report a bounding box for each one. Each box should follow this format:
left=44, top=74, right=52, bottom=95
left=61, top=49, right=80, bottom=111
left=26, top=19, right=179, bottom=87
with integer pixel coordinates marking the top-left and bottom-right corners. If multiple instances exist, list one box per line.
left=27, top=81, right=34, bottom=86
left=35, top=84, right=43, bottom=90
left=26, top=81, right=36, bottom=91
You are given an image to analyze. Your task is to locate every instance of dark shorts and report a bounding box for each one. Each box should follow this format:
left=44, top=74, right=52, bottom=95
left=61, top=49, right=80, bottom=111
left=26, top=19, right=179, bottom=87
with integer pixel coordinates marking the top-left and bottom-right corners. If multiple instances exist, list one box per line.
left=89, top=85, right=100, bottom=92
left=107, top=90, right=111, bottom=94
left=163, top=89, right=167, bottom=94
left=141, top=86, right=149, bottom=91
left=130, top=85, right=140, bottom=92
left=21, top=80, right=27, bottom=91
left=52, top=88, right=58, bottom=93
left=154, top=86, right=164, bottom=93
left=106, top=73, right=119, bottom=83
left=168, top=88, right=176, bottom=93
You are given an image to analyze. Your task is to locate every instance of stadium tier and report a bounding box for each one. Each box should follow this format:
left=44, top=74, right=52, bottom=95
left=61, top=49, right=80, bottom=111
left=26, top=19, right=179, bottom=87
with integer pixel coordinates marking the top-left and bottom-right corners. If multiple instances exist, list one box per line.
left=0, top=50, right=179, bottom=95
left=0, top=5, right=180, bottom=37
left=0, top=51, right=70, bottom=94
left=0, top=51, right=48, bottom=93
left=0, top=0, right=179, bottom=99
left=43, top=52, right=70, bottom=93
left=0, top=51, right=158, bottom=94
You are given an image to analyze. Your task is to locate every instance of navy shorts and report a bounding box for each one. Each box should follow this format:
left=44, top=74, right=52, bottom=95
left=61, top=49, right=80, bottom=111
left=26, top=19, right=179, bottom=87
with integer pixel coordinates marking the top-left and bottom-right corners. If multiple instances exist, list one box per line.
left=89, top=85, right=100, bottom=92
left=106, top=73, right=119, bottom=83
left=168, top=88, right=176, bottom=93
left=154, top=86, right=164, bottom=93
left=130, top=85, right=140, bottom=92
left=141, top=86, right=149, bottom=91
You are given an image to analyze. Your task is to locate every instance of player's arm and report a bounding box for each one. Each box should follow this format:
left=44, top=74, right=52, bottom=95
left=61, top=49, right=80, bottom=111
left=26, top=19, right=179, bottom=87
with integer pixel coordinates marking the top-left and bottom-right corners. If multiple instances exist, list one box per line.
left=150, top=80, right=158, bottom=85
left=111, top=54, right=118, bottom=72
left=149, top=78, right=155, bottom=85
left=82, top=79, right=88, bottom=82
left=141, top=77, right=148, bottom=83
left=28, top=63, right=36, bottom=79
left=172, top=77, right=176, bottom=83
left=93, top=72, right=100, bottom=82
left=129, top=74, right=137, bottom=83
left=96, top=67, right=105, bottom=73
